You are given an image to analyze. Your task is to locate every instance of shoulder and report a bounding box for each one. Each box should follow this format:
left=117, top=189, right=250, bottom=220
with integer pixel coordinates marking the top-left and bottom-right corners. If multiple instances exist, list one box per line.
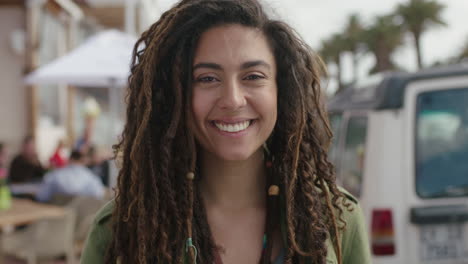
left=335, top=187, right=372, bottom=264
left=331, top=186, right=362, bottom=230
left=337, top=186, right=359, bottom=205
left=94, top=199, right=114, bottom=224
left=81, top=200, right=115, bottom=263
left=96, top=199, right=114, bottom=223
left=335, top=186, right=362, bottom=238
left=323, top=186, right=360, bottom=225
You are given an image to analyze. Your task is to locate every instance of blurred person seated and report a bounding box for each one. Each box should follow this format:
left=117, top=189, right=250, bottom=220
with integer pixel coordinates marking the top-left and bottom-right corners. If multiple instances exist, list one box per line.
left=86, top=145, right=110, bottom=186
left=49, top=139, right=68, bottom=169
left=36, top=150, right=105, bottom=203
left=8, top=135, right=46, bottom=183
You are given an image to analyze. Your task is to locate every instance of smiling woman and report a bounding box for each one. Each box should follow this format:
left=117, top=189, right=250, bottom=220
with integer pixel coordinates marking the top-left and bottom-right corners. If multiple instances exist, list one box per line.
left=80, top=0, right=371, bottom=264
left=191, top=25, right=277, bottom=161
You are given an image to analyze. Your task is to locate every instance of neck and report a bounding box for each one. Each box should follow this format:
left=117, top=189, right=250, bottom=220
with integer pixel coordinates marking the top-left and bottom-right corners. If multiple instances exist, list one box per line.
left=199, top=149, right=266, bottom=211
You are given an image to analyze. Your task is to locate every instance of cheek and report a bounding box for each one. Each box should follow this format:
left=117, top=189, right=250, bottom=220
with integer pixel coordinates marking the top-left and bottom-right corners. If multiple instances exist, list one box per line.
left=191, top=90, right=205, bottom=123
left=191, top=89, right=214, bottom=125
left=190, top=93, right=205, bottom=144
left=265, top=87, right=278, bottom=123
left=270, top=99, right=278, bottom=126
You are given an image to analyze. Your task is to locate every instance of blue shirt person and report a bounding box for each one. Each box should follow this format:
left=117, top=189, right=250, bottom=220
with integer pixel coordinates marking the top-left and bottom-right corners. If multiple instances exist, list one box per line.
left=36, top=150, right=105, bottom=202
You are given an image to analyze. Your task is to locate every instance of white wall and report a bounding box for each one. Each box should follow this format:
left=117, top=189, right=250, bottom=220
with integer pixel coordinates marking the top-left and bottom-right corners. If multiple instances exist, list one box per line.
left=0, top=7, right=27, bottom=158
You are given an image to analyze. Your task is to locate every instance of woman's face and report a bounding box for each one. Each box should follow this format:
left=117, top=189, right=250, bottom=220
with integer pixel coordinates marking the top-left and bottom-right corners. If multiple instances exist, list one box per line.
left=191, top=24, right=277, bottom=161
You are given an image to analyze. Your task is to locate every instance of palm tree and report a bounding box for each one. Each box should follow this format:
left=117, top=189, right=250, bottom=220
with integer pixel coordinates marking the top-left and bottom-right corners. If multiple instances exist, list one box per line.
left=319, top=34, right=347, bottom=92
left=362, top=14, right=404, bottom=74
left=343, top=14, right=365, bottom=83
left=396, top=0, right=446, bottom=69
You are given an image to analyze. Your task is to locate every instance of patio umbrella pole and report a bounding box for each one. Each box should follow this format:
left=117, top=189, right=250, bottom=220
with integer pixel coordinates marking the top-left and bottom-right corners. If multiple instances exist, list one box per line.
left=108, top=79, right=121, bottom=189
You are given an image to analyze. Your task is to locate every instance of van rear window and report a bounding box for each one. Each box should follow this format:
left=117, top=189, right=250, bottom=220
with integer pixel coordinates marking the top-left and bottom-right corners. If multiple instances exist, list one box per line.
left=341, top=116, right=367, bottom=198
left=416, top=87, right=468, bottom=198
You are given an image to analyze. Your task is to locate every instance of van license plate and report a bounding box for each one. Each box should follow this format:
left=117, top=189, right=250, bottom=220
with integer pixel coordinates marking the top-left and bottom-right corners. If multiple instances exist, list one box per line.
left=420, top=224, right=465, bottom=261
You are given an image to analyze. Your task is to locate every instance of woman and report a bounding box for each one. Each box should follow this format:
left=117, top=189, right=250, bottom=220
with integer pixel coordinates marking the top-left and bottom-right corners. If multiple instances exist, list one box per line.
left=81, top=0, right=371, bottom=263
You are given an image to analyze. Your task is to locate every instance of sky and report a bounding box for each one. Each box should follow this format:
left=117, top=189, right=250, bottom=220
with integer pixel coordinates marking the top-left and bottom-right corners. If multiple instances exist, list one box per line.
left=152, top=0, right=468, bottom=92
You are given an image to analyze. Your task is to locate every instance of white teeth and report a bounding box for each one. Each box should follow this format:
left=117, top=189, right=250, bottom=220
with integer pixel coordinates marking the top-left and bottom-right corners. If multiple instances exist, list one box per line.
left=215, top=120, right=251, bottom=132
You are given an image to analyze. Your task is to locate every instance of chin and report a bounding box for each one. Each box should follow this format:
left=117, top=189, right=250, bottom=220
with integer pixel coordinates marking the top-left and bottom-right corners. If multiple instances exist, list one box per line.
left=199, top=141, right=263, bottom=162
left=217, top=152, right=252, bottom=161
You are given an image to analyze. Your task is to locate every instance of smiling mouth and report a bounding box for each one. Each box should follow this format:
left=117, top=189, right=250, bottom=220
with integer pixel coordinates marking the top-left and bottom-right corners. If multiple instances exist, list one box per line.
left=212, top=120, right=254, bottom=133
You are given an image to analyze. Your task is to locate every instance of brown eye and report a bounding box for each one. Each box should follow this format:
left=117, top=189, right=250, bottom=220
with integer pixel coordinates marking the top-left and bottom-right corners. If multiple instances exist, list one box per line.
left=197, top=76, right=219, bottom=82
left=244, top=74, right=264, bottom=81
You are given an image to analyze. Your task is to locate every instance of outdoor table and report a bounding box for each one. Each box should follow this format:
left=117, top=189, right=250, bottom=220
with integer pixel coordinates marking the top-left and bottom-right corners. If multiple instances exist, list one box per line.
left=0, top=198, right=65, bottom=228
left=0, top=198, right=66, bottom=263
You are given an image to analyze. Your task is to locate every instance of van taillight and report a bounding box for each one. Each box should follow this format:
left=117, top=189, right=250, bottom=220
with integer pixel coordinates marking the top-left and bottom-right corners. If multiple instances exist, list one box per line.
left=371, top=209, right=395, bottom=256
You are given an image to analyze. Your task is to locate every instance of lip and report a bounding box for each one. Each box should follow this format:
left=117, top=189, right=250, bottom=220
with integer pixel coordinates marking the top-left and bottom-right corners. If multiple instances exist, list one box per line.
left=208, top=119, right=257, bottom=137
left=210, top=117, right=255, bottom=124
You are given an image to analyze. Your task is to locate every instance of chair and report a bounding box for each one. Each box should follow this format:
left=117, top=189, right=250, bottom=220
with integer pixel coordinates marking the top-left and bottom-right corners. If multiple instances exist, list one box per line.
left=42, top=194, right=109, bottom=254
left=1, top=208, right=77, bottom=264
left=65, top=196, right=108, bottom=253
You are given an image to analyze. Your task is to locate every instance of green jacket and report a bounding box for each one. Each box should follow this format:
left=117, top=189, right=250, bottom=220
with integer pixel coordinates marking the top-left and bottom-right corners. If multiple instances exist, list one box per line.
left=81, top=189, right=371, bottom=263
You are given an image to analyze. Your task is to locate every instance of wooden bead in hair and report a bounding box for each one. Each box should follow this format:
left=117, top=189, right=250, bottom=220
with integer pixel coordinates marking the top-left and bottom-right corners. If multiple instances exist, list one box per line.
left=268, top=185, right=280, bottom=196
left=186, top=172, right=195, bottom=180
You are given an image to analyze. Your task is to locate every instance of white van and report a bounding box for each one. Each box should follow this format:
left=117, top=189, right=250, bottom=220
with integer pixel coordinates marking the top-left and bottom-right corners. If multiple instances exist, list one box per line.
left=328, top=63, right=468, bottom=264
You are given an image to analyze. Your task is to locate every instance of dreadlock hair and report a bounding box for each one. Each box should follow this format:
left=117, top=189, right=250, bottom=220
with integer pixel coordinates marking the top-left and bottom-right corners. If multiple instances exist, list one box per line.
left=107, top=0, right=351, bottom=263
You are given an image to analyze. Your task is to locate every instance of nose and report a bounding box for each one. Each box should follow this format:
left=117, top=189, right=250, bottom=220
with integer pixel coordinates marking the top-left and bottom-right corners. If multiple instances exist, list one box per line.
left=217, top=78, right=246, bottom=110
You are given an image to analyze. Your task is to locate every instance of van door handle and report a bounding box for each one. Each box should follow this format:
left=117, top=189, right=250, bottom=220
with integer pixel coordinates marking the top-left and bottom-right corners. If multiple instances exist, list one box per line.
left=410, top=204, right=468, bottom=224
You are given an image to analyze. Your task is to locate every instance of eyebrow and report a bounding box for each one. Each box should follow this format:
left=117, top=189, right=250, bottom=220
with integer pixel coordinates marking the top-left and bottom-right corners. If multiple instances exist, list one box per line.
left=192, top=63, right=222, bottom=71
left=192, top=60, right=271, bottom=71
left=241, top=60, right=271, bottom=70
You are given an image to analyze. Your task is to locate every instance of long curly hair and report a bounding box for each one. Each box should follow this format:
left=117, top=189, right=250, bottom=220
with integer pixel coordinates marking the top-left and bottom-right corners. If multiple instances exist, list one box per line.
left=107, top=0, right=349, bottom=263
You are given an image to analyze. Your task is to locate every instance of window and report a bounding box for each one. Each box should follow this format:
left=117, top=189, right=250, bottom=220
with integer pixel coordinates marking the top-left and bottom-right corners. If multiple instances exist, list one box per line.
left=340, top=116, right=368, bottom=197
left=38, top=11, right=66, bottom=127
left=416, top=87, right=468, bottom=198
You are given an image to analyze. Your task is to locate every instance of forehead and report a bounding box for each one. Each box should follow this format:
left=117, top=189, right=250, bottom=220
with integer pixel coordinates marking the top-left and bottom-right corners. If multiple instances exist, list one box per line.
left=193, top=24, right=275, bottom=67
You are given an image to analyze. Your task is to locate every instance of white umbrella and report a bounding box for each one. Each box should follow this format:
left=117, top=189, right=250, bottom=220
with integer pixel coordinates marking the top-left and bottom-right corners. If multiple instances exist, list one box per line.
left=25, top=29, right=137, bottom=87
left=24, top=29, right=137, bottom=135
left=24, top=29, right=138, bottom=190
